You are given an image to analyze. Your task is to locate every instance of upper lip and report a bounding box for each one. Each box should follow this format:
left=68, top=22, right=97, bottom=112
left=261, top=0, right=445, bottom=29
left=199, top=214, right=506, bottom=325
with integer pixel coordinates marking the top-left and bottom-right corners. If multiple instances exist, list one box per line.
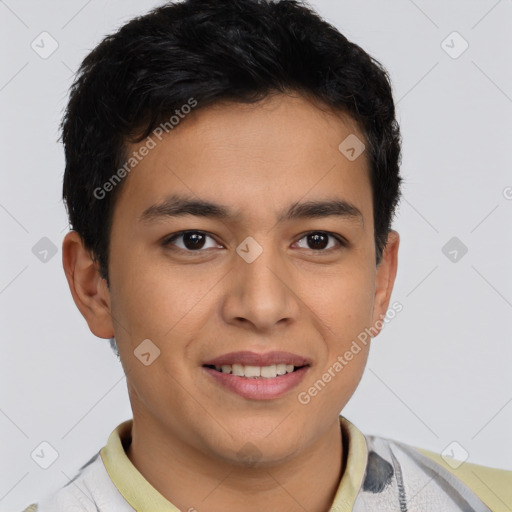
left=203, top=351, right=311, bottom=367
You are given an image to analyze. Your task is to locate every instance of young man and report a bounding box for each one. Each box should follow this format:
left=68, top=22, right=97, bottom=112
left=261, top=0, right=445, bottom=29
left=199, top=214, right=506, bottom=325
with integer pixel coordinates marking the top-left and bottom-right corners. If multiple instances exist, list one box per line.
left=23, top=0, right=511, bottom=510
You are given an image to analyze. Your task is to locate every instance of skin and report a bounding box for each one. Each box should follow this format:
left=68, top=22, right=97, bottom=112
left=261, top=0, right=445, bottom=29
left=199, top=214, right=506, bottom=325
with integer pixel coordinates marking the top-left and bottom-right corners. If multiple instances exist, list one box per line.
left=62, top=92, right=399, bottom=512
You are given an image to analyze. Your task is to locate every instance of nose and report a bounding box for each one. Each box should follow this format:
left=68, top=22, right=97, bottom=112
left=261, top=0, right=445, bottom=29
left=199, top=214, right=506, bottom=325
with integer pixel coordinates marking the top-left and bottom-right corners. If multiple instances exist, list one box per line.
left=220, top=241, right=301, bottom=332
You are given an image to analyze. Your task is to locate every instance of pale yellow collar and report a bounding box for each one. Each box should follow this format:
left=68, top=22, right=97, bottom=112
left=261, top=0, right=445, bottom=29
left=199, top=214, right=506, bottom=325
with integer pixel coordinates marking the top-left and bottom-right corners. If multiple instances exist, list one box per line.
left=100, top=420, right=179, bottom=511
left=330, top=416, right=368, bottom=512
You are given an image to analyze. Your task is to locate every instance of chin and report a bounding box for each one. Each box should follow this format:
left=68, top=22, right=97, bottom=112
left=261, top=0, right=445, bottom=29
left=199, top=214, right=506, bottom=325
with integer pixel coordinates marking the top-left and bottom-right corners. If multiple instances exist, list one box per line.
left=208, top=427, right=304, bottom=468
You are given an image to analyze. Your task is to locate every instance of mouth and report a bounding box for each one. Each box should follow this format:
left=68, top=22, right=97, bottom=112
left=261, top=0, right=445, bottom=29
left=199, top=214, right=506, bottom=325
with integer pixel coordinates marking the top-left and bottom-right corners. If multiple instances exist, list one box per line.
left=201, top=351, right=311, bottom=400
left=203, top=363, right=308, bottom=379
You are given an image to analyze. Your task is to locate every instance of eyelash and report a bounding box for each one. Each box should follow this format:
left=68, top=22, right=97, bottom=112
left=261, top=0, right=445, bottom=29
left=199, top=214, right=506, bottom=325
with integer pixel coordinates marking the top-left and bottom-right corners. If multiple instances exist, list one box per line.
left=162, top=230, right=347, bottom=253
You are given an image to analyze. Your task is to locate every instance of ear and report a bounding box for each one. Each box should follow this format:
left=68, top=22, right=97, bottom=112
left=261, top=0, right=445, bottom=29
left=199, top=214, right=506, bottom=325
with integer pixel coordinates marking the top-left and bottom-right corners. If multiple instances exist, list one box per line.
left=62, top=230, right=114, bottom=339
left=372, top=230, right=399, bottom=334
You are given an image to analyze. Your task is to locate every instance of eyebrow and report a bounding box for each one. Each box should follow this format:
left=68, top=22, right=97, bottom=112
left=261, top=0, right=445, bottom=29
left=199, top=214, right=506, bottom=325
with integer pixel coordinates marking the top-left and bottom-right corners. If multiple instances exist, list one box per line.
left=139, top=193, right=364, bottom=226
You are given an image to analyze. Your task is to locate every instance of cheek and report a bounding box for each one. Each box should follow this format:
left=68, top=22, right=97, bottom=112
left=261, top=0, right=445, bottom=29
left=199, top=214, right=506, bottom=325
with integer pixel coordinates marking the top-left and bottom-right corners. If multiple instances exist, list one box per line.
left=110, top=246, right=206, bottom=339
left=303, top=261, right=374, bottom=399
left=311, top=264, right=375, bottom=343
left=108, top=251, right=219, bottom=400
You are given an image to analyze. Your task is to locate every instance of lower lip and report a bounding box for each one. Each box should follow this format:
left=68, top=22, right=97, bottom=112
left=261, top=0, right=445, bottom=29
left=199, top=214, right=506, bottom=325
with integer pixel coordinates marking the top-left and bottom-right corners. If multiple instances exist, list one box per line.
left=203, top=366, right=309, bottom=400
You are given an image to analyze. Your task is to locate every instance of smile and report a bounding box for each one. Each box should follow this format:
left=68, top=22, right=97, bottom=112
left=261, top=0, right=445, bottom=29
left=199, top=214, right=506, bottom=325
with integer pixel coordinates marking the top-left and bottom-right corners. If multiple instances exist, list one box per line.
left=204, top=363, right=305, bottom=379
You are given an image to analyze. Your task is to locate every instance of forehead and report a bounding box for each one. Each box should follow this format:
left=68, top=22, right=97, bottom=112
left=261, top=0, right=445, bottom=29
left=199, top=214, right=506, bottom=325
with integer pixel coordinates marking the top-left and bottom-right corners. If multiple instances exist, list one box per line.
left=113, top=93, right=372, bottom=225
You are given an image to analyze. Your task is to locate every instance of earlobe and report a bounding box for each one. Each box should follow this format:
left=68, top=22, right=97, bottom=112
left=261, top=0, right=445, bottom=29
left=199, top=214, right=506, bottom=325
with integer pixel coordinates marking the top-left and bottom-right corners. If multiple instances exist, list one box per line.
left=372, top=230, right=400, bottom=332
left=62, top=231, right=114, bottom=339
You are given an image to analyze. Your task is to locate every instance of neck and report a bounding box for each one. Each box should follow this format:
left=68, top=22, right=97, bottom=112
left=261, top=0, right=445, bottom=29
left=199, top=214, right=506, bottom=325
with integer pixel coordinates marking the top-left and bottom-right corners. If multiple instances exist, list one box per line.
left=126, top=417, right=345, bottom=512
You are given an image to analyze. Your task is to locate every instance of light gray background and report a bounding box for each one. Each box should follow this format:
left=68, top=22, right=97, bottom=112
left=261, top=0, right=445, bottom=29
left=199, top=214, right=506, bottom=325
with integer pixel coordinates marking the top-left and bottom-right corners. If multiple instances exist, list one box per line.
left=1, top=0, right=511, bottom=509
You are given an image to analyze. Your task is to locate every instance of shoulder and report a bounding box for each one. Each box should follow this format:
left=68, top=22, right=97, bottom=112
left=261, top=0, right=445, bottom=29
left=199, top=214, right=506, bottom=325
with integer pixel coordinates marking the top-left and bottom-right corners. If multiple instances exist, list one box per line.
left=355, top=433, right=511, bottom=512
left=20, top=451, right=135, bottom=512
left=416, top=446, right=512, bottom=512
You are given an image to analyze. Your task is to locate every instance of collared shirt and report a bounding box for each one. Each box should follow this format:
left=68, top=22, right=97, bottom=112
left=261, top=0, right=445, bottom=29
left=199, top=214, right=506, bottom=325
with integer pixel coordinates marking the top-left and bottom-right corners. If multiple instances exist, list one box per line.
left=22, top=416, right=512, bottom=511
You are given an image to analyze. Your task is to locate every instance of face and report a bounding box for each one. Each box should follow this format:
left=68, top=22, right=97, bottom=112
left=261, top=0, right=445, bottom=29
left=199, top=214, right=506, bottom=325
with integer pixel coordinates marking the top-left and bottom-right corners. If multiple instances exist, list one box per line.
left=65, top=93, right=398, bottom=467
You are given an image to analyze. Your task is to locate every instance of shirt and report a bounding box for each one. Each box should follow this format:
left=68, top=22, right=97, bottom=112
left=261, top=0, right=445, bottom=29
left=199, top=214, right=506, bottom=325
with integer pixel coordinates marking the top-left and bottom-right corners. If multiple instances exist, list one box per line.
left=21, top=416, right=512, bottom=511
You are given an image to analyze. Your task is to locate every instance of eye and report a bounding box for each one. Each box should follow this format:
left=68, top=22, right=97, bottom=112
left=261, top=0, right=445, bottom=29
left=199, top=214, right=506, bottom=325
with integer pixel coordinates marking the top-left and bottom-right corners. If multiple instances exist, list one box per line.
left=163, top=231, right=221, bottom=251
left=294, top=231, right=346, bottom=251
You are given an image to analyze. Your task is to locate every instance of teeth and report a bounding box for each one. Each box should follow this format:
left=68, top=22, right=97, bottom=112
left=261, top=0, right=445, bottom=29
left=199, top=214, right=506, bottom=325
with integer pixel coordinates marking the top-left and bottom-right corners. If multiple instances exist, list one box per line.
left=244, top=365, right=261, bottom=378
left=212, top=363, right=299, bottom=378
left=232, top=363, right=244, bottom=376
left=260, top=364, right=276, bottom=378
left=276, top=363, right=287, bottom=375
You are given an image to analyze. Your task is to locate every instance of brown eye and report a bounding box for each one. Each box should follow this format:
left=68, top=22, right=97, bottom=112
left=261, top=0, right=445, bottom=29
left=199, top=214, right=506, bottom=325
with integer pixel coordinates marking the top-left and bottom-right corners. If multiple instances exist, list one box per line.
left=295, top=231, right=345, bottom=251
left=163, top=231, right=220, bottom=251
